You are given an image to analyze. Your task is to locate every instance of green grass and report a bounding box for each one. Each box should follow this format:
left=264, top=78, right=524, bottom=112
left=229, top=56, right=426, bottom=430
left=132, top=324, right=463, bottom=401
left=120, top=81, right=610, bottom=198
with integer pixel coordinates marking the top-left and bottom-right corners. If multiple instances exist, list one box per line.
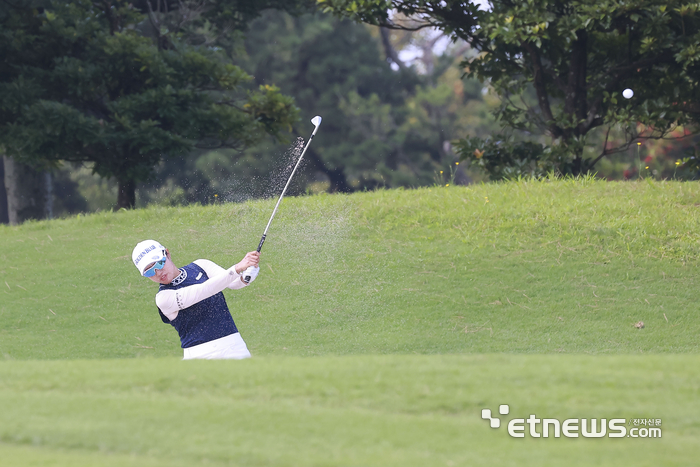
left=1, top=178, right=700, bottom=465
left=1, top=355, right=699, bottom=467
left=2, top=178, right=700, bottom=358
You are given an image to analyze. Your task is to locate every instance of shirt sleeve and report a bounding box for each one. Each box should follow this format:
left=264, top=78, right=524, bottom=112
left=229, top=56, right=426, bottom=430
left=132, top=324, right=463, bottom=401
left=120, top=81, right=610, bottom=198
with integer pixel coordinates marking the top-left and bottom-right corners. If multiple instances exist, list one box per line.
left=193, top=259, right=248, bottom=290
left=155, top=261, right=244, bottom=321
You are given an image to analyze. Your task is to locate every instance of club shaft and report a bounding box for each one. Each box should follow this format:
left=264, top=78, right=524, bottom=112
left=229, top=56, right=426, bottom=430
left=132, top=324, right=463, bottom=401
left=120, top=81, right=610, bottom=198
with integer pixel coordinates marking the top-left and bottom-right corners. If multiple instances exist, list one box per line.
left=257, top=131, right=317, bottom=252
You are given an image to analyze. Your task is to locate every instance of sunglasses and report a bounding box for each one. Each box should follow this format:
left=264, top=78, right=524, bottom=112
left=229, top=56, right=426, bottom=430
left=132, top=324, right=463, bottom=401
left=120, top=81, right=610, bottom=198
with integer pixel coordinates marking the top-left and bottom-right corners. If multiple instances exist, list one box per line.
left=143, top=257, right=166, bottom=277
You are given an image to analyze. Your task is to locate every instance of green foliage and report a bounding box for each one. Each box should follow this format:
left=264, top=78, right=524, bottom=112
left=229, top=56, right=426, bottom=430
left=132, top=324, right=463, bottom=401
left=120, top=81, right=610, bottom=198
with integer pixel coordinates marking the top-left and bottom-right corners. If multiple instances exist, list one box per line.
left=455, top=136, right=551, bottom=179
left=128, top=0, right=315, bottom=49
left=455, top=134, right=591, bottom=179
left=676, top=145, right=700, bottom=179
left=237, top=10, right=424, bottom=191
left=0, top=0, right=299, bottom=208
left=220, top=10, right=497, bottom=194
left=322, top=0, right=700, bottom=177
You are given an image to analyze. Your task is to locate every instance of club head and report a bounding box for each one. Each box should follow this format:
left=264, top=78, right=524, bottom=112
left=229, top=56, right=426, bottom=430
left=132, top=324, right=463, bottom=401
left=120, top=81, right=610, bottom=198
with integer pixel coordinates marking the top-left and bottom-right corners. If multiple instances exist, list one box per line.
left=311, top=116, right=322, bottom=132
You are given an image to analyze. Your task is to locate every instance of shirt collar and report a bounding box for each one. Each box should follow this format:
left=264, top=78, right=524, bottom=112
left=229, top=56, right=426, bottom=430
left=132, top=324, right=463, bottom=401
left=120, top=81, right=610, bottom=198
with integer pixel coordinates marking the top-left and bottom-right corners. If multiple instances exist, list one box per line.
left=170, top=268, right=187, bottom=286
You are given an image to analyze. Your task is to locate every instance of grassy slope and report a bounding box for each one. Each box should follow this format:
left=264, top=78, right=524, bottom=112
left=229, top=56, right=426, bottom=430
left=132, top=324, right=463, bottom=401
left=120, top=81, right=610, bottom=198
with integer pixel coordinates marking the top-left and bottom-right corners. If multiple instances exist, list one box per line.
left=1, top=179, right=700, bottom=465
left=1, top=179, right=700, bottom=358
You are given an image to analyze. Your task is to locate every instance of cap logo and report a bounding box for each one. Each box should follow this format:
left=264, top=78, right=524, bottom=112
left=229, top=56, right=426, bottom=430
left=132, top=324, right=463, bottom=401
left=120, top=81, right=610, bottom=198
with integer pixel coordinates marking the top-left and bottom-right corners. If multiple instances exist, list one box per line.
left=134, top=245, right=156, bottom=265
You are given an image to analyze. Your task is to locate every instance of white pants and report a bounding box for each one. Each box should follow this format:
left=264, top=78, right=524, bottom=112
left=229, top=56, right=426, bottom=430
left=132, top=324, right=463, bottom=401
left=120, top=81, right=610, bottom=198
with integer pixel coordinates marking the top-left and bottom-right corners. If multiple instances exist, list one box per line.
left=182, top=333, right=251, bottom=360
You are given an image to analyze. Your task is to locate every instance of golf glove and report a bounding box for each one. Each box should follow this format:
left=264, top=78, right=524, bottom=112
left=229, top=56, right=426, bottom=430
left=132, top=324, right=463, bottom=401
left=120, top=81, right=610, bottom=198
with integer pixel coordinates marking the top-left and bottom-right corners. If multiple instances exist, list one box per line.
left=242, top=266, right=259, bottom=284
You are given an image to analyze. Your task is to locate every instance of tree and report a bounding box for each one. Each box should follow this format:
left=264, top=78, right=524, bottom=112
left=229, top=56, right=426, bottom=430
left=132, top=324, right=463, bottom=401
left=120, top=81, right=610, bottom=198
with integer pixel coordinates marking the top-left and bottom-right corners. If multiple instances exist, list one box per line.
left=0, top=0, right=299, bottom=210
left=238, top=10, right=422, bottom=192
left=226, top=9, right=496, bottom=194
left=129, top=0, right=315, bottom=51
left=137, top=9, right=497, bottom=202
left=321, top=0, right=700, bottom=177
left=0, top=158, right=9, bottom=223
left=2, top=156, right=51, bottom=224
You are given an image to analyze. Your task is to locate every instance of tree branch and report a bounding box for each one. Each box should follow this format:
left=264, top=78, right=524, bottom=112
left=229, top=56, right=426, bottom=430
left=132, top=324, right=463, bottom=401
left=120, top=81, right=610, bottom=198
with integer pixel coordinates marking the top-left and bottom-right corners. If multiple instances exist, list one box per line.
left=146, top=0, right=162, bottom=43
left=523, top=41, right=560, bottom=137
left=379, top=27, right=408, bottom=72
left=586, top=53, right=674, bottom=94
left=102, top=0, right=119, bottom=35
left=568, top=30, right=588, bottom=132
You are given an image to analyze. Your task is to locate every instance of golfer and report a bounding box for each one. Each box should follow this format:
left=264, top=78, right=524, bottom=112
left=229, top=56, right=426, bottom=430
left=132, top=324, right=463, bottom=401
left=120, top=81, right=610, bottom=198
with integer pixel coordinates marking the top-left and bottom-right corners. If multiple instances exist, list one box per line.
left=132, top=239, right=259, bottom=360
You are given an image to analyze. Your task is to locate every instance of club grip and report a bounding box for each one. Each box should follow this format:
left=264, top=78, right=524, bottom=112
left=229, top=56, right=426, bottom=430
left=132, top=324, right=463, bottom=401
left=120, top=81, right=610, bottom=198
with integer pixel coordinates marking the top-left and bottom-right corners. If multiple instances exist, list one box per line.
left=244, top=234, right=266, bottom=282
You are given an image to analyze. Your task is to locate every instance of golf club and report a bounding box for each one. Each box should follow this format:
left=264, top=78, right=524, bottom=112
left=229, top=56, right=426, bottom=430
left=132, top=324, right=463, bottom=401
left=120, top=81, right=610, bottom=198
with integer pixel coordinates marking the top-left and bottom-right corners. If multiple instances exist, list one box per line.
left=244, top=115, right=322, bottom=282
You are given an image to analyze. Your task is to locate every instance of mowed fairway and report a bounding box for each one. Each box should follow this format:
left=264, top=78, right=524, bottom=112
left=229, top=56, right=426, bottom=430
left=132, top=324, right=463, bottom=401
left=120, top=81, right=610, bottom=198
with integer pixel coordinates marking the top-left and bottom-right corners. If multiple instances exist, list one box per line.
left=1, top=355, right=699, bottom=467
left=1, top=179, right=700, bottom=465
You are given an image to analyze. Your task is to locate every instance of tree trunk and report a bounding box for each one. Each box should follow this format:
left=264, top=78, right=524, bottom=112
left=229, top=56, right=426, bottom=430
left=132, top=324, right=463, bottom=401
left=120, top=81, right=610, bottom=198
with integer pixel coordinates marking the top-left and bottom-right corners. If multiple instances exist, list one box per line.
left=3, top=156, right=49, bottom=225
left=44, top=171, right=53, bottom=220
left=379, top=27, right=408, bottom=72
left=565, top=30, right=588, bottom=135
left=570, top=144, right=586, bottom=175
left=116, top=178, right=136, bottom=209
left=0, top=157, right=8, bottom=224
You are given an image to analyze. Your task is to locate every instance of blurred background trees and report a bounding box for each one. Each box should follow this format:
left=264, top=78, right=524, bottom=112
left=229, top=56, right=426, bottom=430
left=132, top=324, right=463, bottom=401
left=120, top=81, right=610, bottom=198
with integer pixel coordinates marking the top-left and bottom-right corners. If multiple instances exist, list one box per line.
left=3, top=0, right=700, bottom=223
left=1, top=1, right=495, bottom=220
left=137, top=7, right=497, bottom=206
left=322, top=0, right=700, bottom=180
left=0, top=0, right=304, bottom=221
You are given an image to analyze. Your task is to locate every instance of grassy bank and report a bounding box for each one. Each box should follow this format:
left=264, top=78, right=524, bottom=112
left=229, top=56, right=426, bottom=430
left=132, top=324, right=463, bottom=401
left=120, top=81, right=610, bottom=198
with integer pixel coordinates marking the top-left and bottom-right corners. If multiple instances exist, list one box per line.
left=1, top=179, right=699, bottom=359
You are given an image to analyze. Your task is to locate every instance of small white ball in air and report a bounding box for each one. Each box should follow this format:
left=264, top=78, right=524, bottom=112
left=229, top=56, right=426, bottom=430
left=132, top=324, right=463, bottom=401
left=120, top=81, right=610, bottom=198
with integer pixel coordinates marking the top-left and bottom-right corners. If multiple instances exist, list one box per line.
left=622, top=88, right=634, bottom=99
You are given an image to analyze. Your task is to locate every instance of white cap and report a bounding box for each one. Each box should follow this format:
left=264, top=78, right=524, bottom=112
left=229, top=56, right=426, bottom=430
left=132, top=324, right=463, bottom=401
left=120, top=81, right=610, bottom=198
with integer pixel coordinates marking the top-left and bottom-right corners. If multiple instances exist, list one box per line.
left=132, top=240, right=166, bottom=275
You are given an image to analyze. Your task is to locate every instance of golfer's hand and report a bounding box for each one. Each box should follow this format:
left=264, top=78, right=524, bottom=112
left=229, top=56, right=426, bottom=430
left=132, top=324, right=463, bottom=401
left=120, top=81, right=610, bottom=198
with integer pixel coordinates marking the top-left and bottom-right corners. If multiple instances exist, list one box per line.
left=235, top=251, right=259, bottom=274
